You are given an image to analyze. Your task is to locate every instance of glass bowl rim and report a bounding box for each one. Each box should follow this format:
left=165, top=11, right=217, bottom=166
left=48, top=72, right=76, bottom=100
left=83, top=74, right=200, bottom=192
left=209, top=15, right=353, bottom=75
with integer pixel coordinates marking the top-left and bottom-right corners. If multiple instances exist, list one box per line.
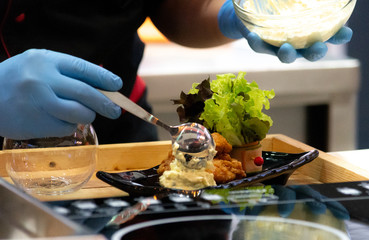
left=232, top=0, right=356, bottom=19
left=111, top=215, right=349, bottom=240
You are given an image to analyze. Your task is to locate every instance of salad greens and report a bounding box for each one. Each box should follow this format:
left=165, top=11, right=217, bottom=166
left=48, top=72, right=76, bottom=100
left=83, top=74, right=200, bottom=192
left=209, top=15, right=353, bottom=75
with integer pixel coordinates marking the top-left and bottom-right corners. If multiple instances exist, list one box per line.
left=172, top=72, right=275, bottom=146
left=202, top=185, right=275, bottom=207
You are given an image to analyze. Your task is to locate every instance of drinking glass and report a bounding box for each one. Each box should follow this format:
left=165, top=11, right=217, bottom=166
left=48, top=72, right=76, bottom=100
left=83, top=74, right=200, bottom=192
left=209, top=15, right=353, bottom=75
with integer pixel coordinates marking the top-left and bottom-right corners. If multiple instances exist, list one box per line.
left=3, top=124, right=98, bottom=195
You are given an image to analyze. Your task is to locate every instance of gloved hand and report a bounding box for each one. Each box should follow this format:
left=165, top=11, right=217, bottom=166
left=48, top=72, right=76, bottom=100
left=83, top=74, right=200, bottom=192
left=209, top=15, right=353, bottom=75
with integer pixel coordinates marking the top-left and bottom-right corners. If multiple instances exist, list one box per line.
left=0, top=49, right=123, bottom=140
left=218, top=0, right=353, bottom=63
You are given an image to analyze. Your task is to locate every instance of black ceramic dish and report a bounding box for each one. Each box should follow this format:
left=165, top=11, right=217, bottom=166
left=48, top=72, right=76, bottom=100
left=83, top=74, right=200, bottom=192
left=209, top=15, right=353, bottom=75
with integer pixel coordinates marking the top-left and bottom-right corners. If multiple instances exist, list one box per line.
left=96, top=150, right=319, bottom=196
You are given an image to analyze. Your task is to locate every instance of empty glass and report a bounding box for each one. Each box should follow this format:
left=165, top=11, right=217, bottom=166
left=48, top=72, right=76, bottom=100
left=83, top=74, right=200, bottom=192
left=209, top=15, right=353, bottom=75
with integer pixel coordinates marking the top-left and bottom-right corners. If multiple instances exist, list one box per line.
left=3, top=124, right=98, bottom=195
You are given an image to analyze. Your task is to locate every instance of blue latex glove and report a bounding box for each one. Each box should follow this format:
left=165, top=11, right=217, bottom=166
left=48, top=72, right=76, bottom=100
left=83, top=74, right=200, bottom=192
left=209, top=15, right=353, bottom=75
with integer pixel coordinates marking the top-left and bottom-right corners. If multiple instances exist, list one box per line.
left=218, top=0, right=353, bottom=63
left=0, top=49, right=122, bottom=140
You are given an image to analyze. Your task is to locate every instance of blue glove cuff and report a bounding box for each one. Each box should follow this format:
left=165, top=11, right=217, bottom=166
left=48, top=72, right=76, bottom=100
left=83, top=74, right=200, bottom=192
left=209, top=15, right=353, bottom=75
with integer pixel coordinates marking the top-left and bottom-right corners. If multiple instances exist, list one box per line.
left=218, top=0, right=243, bottom=39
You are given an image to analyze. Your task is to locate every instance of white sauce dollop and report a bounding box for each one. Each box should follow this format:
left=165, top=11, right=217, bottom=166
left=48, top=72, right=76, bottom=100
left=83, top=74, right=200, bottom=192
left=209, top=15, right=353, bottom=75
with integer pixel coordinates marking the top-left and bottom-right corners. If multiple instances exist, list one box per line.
left=159, top=143, right=217, bottom=190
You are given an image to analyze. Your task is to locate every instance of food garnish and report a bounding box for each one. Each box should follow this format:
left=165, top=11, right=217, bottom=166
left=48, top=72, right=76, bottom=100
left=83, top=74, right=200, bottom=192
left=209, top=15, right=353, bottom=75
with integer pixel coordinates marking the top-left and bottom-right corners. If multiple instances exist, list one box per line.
left=172, top=72, right=275, bottom=146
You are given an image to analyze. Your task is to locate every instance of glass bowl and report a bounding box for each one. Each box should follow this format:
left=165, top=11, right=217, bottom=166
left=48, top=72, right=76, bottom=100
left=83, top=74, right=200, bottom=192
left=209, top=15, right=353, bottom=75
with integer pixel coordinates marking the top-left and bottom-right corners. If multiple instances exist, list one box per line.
left=3, top=124, right=98, bottom=196
left=111, top=215, right=349, bottom=240
left=232, top=0, right=357, bottom=49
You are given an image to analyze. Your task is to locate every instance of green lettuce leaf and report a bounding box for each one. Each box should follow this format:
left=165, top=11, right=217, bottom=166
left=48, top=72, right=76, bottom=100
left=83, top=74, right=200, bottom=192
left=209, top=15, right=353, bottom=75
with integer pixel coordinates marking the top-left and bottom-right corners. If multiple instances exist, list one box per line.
left=172, top=72, right=275, bottom=146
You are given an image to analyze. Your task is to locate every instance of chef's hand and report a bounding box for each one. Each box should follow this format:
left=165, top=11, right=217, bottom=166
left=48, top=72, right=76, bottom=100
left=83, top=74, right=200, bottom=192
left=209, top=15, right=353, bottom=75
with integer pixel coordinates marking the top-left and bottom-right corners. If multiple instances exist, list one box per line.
left=274, top=185, right=349, bottom=220
left=0, top=49, right=122, bottom=140
left=218, top=0, right=353, bottom=63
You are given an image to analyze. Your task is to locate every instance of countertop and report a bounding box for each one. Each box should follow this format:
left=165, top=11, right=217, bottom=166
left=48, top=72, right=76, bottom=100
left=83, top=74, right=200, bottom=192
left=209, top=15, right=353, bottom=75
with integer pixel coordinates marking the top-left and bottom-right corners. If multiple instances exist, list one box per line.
left=330, top=149, right=369, bottom=173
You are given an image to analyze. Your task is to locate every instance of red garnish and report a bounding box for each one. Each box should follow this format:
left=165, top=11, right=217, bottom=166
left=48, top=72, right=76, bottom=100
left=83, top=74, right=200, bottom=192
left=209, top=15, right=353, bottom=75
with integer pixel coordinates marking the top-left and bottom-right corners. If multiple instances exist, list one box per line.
left=254, top=156, right=264, bottom=166
left=15, top=13, right=25, bottom=23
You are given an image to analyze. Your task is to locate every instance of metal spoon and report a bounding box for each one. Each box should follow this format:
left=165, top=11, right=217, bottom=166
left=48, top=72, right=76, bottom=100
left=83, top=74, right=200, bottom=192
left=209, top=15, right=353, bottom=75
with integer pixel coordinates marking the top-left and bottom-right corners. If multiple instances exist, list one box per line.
left=98, top=90, right=215, bottom=169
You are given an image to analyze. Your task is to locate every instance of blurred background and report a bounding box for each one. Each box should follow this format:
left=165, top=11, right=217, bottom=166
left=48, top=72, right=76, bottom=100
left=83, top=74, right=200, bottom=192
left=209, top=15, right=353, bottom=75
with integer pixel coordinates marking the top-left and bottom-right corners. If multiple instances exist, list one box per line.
left=137, top=1, right=368, bottom=152
left=347, top=0, right=369, bottom=150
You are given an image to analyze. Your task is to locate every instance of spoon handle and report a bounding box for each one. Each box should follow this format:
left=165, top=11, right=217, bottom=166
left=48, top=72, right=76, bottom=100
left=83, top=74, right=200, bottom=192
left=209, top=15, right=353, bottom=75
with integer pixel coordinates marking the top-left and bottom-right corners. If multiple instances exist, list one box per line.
left=98, top=89, right=173, bottom=133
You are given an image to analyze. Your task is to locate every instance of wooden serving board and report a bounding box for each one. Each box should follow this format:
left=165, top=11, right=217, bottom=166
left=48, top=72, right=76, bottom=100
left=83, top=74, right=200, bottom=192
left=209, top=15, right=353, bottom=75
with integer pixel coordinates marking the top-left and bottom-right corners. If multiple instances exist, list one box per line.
left=1, top=134, right=369, bottom=202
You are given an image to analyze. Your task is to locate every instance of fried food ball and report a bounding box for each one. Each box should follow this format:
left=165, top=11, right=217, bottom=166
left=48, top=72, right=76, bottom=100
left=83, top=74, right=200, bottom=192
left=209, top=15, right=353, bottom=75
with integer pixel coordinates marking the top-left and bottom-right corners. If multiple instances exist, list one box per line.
left=212, top=159, right=246, bottom=184
left=212, top=132, right=232, bottom=154
left=215, top=152, right=232, bottom=161
left=157, top=151, right=174, bottom=176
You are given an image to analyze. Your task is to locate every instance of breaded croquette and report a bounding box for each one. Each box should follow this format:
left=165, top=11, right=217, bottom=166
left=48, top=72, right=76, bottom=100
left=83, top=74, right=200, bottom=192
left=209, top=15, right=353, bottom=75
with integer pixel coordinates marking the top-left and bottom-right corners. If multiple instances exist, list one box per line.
left=212, top=159, right=246, bottom=184
left=212, top=132, right=232, bottom=154
left=157, top=151, right=174, bottom=176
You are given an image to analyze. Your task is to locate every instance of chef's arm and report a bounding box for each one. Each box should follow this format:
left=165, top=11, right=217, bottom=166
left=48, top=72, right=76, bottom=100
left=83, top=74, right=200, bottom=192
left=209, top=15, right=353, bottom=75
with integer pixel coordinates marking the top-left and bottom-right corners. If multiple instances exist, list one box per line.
left=150, top=0, right=230, bottom=48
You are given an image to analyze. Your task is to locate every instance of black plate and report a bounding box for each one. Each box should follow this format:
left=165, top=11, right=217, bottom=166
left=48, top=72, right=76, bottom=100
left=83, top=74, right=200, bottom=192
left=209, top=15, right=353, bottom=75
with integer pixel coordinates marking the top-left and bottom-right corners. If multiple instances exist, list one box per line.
left=96, top=150, right=319, bottom=196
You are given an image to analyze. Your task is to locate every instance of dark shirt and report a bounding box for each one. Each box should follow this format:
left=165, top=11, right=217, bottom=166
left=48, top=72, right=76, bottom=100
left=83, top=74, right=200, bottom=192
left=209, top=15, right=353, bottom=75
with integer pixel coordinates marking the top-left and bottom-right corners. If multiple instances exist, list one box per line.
left=0, top=0, right=162, bottom=145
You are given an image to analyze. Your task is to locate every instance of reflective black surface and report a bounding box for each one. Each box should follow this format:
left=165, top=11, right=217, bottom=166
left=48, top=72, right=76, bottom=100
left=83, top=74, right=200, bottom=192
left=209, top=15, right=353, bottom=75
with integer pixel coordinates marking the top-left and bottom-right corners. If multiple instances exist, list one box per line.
left=96, top=150, right=319, bottom=196
left=46, top=181, right=369, bottom=240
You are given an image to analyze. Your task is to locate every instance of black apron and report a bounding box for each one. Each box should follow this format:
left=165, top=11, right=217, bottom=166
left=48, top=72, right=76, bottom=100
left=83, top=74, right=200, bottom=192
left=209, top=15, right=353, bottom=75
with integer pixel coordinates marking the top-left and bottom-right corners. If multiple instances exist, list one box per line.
left=0, top=0, right=163, bottom=147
